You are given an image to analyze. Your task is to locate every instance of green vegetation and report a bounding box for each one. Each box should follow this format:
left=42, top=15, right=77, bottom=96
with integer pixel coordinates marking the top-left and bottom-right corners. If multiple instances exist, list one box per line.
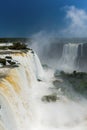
left=42, top=64, right=49, bottom=69
left=8, top=42, right=28, bottom=50
left=0, top=38, right=33, bottom=51
left=54, top=69, right=60, bottom=77
left=0, top=38, right=29, bottom=43
left=0, top=42, right=29, bottom=50
left=53, top=80, right=62, bottom=89
left=60, top=71, right=87, bottom=96
left=42, top=94, right=58, bottom=102
left=0, top=46, right=8, bottom=50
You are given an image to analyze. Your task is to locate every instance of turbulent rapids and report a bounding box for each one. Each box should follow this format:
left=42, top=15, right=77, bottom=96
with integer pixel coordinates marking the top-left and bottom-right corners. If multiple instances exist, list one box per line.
left=0, top=45, right=87, bottom=130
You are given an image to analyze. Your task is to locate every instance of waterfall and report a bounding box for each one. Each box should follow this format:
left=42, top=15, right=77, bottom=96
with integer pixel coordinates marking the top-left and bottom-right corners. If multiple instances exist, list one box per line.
left=0, top=50, right=44, bottom=130
left=0, top=49, right=87, bottom=130
left=80, top=43, right=83, bottom=57
left=58, top=43, right=79, bottom=72
left=33, top=53, right=44, bottom=80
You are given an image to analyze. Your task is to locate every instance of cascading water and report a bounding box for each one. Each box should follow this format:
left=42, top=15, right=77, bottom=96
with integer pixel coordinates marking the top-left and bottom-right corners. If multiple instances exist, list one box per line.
left=33, top=53, right=44, bottom=80
left=80, top=43, right=83, bottom=57
left=58, top=43, right=80, bottom=72
left=0, top=50, right=44, bottom=130
left=0, top=49, right=87, bottom=130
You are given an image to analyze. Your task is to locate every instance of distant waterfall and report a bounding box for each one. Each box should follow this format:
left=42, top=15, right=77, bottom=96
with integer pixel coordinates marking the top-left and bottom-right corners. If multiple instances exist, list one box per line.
left=33, top=53, right=44, bottom=80
left=80, top=43, right=83, bottom=57
left=58, top=43, right=80, bottom=72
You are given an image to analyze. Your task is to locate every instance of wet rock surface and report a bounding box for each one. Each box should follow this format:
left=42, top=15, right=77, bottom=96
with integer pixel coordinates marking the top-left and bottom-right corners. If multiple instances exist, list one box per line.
left=42, top=94, right=59, bottom=102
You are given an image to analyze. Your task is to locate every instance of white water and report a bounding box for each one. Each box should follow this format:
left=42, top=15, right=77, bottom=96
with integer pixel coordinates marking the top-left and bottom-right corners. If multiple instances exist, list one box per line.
left=58, top=43, right=80, bottom=72
left=80, top=43, right=83, bottom=57
left=0, top=50, right=87, bottom=130
left=33, top=53, right=44, bottom=80
left=0, top=50, right=44, bottom=130
left=29, top=68, right=87, bottom=130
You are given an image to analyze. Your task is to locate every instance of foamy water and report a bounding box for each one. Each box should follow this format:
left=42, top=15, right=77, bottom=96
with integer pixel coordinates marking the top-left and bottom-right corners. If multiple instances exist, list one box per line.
left=0, top=50, right=87, bottom=130
left=29, top=67, right=87, bottom=130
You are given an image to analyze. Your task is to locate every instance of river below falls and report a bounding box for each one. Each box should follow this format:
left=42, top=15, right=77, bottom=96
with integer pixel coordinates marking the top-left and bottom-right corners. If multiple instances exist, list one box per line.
left=28, top=68, right=87, bottom=130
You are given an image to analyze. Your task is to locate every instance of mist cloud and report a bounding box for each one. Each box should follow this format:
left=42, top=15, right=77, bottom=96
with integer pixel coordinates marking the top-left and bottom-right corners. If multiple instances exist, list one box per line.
left=61, top=6, right=87, bottom=37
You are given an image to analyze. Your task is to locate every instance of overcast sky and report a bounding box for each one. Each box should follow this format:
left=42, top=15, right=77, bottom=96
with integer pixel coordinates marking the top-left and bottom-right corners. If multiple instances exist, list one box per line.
left=0, top=0, right=87, bottom=37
